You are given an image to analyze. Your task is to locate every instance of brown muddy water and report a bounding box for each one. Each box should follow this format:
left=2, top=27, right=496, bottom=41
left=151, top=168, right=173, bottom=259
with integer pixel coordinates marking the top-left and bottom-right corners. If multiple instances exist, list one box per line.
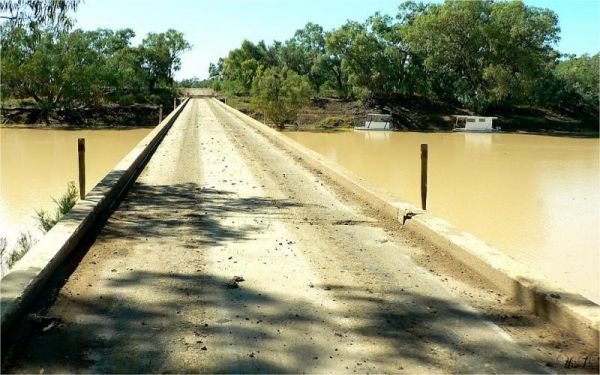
left=285, top=130, right=600, bottom=304
left=0, top=127, right=151, bottom=253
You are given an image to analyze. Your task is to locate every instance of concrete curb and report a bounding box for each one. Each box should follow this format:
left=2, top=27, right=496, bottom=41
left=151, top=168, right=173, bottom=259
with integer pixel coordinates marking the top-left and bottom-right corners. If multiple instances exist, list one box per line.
left=1, top=98, right=190, bottom=330
left=213, top=98, right=599, bottom=349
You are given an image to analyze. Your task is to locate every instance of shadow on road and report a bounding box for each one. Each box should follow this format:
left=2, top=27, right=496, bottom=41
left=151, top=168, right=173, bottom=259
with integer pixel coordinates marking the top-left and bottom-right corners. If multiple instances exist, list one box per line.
left=100, top=182, right=305, bottom=247
left=4, top=270, right=567, bottom=373
left=3, top=180, right=594, bottom=373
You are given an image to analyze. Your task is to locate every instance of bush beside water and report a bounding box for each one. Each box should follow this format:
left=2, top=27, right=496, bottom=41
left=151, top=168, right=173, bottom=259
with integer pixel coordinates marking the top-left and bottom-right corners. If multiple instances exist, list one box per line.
left=36, top=182, right=78, bottom=232
left=1, top=182, right=78, bottom=272
left=318, top=115, right=354, bottom=129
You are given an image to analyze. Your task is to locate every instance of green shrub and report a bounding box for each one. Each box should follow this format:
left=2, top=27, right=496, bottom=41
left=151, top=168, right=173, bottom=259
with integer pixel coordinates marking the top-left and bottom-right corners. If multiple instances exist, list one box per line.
left=2, top=183, right=78, bottom=270
left=319, top=115, right=354, bottom=129
left=0, top=237, right=6, bottom=257
left=7, top=231, right=36, bottom=269
left=116, top=94, right=136, bottom=106
left=36, top=182, right=78, bottom=233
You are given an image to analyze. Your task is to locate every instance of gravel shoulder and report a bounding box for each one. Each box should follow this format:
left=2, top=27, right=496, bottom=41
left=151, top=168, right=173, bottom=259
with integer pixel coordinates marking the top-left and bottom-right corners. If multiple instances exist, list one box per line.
left=2, top=98, right=595, bottom=373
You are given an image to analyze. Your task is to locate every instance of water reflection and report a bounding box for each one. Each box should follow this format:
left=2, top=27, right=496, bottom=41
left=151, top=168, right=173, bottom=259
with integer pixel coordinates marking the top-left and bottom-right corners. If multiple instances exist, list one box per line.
left=464, top=133, right=493, bottom=149
left=356, top=130, right=391, bottom=142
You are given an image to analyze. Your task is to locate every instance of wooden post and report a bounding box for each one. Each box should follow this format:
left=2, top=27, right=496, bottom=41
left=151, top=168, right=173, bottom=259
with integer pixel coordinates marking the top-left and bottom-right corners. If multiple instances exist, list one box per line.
left=420, top=144, right=428, bottom=210
left=159, top=105, right=163, bottom=124
left=78, top=138, right=85, bottom=199
left=173, top=97, right=176, bottom=110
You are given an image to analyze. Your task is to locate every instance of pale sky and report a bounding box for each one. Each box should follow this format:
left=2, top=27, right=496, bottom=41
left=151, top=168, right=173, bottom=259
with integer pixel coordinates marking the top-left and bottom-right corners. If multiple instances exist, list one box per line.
left=73, top=0, right=600, bottom=80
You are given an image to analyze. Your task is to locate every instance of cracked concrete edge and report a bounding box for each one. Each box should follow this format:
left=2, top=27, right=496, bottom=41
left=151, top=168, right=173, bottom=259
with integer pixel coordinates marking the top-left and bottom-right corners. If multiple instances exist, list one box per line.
left=213, top=98, right=599, bottom=349
left=0, top=98, right=190, bottom=331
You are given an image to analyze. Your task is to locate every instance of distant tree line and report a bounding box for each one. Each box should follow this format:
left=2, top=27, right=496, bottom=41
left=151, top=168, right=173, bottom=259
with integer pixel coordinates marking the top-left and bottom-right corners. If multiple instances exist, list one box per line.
left=210, top=0, right=598, bottom=115
left=176, top=77, right=213, bottom=88
left=1, top=1, right=191, bottom=123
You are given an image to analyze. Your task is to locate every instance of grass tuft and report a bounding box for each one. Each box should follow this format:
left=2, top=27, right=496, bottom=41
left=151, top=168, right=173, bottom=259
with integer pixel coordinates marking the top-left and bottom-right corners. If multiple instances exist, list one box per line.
left=36, top=182, right=78, bottom=232
left=0, top=237, right=6, bottom=257
left=7, top=232, right=36, bottom=269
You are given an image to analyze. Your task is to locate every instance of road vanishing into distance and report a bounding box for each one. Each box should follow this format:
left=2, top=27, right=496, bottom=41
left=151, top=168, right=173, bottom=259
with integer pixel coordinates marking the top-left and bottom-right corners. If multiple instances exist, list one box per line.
left=3, top=98, right=594, bottom=373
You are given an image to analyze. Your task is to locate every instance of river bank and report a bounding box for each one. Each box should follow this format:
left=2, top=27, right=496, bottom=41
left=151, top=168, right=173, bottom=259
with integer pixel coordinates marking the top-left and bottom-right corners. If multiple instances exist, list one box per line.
left=0, top=105, right=164, bottom=128
left=226, top=95, right=599, bottom=136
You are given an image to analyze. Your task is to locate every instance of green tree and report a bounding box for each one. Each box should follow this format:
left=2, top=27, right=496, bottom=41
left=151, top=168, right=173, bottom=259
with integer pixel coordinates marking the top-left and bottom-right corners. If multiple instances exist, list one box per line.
left=208, top=58, right=224, bottom=80
left=251, top=67, right=313, bottom=128
left=283, top=23, right=350, bottom=97
left=326, top=15, right=421, bottom=99
left=1, top=26, right=107, bottom=121
left=555, top=53, right=599, bottom=108
left=0, top=26, right=154, bottom=120
left=311, top=51, right=348, bottom=97
left=285, top=23, right=324, bottom=71
left=221, top=40, right=273, bottom=94
left=141, top=29, right=191, bottom=90
left=99, top=29, right=147, bottom=92
left=1, top=25, right=190, bottom=121
left=280, top=23, right=325, bottom=87
left=403, top=0, right=559, bottom=111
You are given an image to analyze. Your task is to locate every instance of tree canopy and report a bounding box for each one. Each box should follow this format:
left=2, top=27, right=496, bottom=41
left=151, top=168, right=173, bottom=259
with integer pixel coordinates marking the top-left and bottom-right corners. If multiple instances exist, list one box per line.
left=251, top=66, right=312, bottom=127
left=141, top=29, right=191, bottom=90
left=210, top=0, right=597, bottom=114
left=1, top=24, right=191, bottom=121
left=403, top=0, right=560, bottom=111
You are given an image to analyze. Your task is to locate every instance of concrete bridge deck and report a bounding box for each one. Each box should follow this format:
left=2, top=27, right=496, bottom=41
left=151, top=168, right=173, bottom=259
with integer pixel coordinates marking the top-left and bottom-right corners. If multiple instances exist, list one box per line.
left=2, top=98, right=594, bottom=373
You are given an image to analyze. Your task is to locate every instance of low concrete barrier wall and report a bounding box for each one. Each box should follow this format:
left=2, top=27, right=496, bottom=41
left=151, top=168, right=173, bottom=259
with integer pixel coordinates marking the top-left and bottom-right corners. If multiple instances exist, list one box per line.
left=213, top=98, right=599, bottom=349
left=1, top=98, right=190, bottom=331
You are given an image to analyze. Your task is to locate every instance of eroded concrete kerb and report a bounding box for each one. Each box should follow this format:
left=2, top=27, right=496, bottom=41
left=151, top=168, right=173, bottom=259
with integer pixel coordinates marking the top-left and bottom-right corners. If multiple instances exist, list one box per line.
left=212, top=98, right=599, bottom=349
left=0, top=98, right=190, bottom=331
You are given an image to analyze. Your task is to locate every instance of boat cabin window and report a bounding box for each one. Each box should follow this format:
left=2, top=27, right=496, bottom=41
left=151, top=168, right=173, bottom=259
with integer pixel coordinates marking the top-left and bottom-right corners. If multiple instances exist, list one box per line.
left=466, top=118, right=475, bottom=123
left=479, top=118, right=486, bottom=122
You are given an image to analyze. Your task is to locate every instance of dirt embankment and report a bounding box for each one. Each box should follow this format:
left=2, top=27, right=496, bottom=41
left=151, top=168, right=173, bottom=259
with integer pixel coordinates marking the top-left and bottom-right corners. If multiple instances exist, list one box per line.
left=226, top=94, right=599, bottom=135
left=0, top=105, right=165, bottom=128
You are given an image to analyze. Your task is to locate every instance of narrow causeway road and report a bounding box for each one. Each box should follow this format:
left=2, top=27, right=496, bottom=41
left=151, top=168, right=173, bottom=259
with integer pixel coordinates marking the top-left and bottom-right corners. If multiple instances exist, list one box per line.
left=5, top=99, right=558, bottom=373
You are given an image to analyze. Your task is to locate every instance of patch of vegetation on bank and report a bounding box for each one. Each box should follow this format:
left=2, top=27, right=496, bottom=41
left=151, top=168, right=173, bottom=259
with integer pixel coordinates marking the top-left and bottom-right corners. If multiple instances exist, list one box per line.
left=317, top=115, right=355, bottom=129
left=226, top=95, right=369, bottom=129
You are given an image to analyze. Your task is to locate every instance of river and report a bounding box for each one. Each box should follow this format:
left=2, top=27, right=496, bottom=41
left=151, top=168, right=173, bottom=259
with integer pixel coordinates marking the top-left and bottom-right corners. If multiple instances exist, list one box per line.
left=284, top=130, right=600, bottom=304
left=0, top=127, right=151, bottom=252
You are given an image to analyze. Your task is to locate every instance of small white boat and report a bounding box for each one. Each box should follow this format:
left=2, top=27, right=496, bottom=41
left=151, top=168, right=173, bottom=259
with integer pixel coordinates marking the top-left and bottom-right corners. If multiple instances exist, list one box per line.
left=453, top=115, right=500, bottom=132
left=354, top=113, right=392, bottom=131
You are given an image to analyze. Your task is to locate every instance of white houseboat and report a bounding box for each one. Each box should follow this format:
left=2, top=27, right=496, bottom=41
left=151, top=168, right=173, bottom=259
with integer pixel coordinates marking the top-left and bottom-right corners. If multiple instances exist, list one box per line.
left=354, top=113, right=392, bottom=131
left=452, top=115, right=500, bottom=132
